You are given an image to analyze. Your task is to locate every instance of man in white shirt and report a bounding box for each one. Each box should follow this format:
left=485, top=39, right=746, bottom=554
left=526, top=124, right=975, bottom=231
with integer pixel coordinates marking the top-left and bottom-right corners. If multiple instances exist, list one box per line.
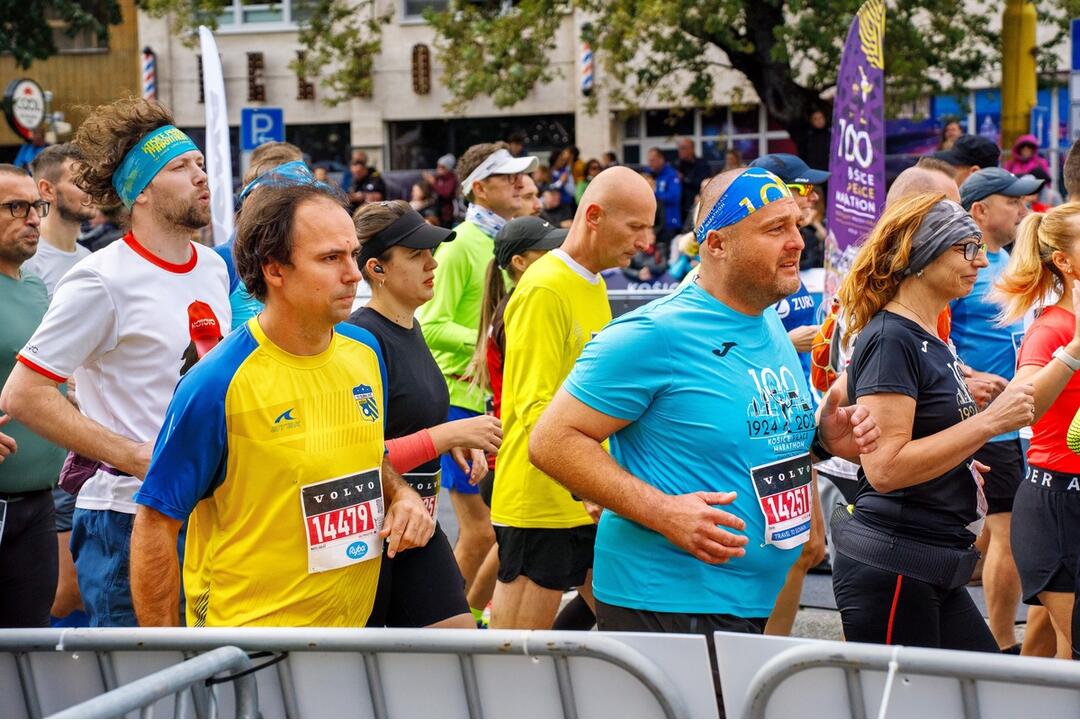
left=24, top=144, right=95, bottom=299
left=1, top=98, right=230, bottom=626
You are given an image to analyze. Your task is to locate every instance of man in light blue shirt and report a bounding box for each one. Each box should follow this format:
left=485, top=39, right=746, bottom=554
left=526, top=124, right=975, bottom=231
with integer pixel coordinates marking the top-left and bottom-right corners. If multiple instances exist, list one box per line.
left=529, top=167, right=880, bottom=714
left=953, top=166, right=1042, bottom=653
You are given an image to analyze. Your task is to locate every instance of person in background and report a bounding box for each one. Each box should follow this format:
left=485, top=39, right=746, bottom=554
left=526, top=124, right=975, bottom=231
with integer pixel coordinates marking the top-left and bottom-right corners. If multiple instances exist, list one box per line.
left=507, top=133, right=526, bottom=158
left=602, top=151, right=619, bottom=169
left=1004, top=134, right=1051, bottom=185
left=517, top=175, right=542, bottom=218
left=422, top=154, right=459, bottom=229
left=676, top=138, right=711, bottom=231
left=723, top=149, right=744, bottom=172
left=575, top=158, right=603, bottom=205
left=668, top=233, right=699, bottom=281
left=549, top=149, right=576, bottom=209
left=77, top=205, right=126, bottom=253
left=800, top=109, right=831, bottom=173
left=362, top=175, right=387, bottom=205
left=645, top=147, right=682, bottom=250
left=621, top=223, right=668, bottom=284
left=312, top=166, right=330, bottom=183
left=939, top=120, right=964, bottom=152
left=347, top=149, right=382, bottom=212
left=800, top=192, right=827, bottom=270
left=540, top=183, right=574, bottom=229
left=410, top=179, right=436, bottom=216
left=933, top=135, right=1001, bottom=187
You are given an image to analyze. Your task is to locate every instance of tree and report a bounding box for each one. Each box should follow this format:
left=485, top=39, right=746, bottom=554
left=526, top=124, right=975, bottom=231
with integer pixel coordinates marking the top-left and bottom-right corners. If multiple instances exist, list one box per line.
left=0, top=0, right=122, bottom=69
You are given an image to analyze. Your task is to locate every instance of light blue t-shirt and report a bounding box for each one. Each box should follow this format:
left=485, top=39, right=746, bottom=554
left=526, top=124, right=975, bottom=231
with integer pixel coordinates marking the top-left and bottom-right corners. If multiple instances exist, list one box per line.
left=564, top=281, right=815, bottom=616
left=949, top=248, right=1024, bottom=442
left=213, top=240, right=264, bottom=331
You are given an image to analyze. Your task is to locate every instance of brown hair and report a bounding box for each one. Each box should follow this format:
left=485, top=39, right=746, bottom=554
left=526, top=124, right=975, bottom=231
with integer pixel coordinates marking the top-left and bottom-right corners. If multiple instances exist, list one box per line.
left=458, top=141, right=509, bottom=197
left=1065, top=140, right=1080, bottom=200
left=836, top=192, right=945, bottom=344
left=243, top=141, right=304, bottom=185
left=30, top=143, right=83, bottom=185
left=992, top=202, right=1080, bottom=324
left=234, top=183, right=347, bottom=302
left=915, top=155, right=957, bottom=179
left=353, top=200, right=409, bottom=282
left=71, top=97, right=176, bottom=207
left=466, top=259, right=516, bottom=395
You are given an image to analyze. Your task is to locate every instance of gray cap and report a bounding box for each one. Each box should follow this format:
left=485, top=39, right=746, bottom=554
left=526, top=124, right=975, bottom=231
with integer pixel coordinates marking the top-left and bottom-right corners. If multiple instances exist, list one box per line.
left=494, top=216, right=566, bottom=269
left=437, top=153, right=456, bottom=171
left=959, top=167, right=1044, bottom=210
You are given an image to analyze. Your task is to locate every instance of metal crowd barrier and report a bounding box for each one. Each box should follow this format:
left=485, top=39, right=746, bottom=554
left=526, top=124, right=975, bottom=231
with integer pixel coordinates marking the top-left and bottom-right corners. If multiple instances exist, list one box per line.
left=0, top=628, right=708, bottom=719
left=49, top=646, right=257, bottom=719
left=719, top=633, right=1080, bottom=718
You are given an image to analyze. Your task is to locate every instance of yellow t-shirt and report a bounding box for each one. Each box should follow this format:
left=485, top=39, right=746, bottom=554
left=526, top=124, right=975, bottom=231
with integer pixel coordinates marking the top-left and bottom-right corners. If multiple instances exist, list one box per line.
left=135, top=318, right=387, bottom=627
left=492, top=250, right=611, bottom=528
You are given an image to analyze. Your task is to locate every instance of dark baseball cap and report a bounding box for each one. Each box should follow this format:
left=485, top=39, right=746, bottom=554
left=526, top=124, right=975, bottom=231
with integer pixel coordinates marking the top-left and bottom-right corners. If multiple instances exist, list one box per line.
left=494, top=216, right=566, bottom=269
left=361, top=176, right=387, bottom=195
left=933, top=135, right=1001, bottom=169
left=359, top=207, right=454, bottom=264
left=959, top=167, right=1044, bottom=210
left=749, top=153, right=830, bottom=184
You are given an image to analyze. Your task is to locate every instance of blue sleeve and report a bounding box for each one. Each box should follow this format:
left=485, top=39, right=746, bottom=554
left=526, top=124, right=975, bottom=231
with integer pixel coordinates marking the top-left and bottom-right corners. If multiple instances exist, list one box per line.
left=213, top=240, right=239, bottom=295
left=564, top=312, right=671, bottom=422
left=133, top=331, right=255, bottom=520
left=655, top=169, right=682, bottom=204
left=336, top=322, right=390, bottom=433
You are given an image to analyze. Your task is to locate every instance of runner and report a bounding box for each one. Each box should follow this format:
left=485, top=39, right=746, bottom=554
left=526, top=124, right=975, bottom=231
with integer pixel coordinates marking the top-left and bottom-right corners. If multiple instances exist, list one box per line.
left=831, top=193, right=1034, bottom=651
left=529, top=167, right=879, bottom=714
left=348, top=201, right=501, bottom=628
left=992, top=201, right=1080, bottom=659
left=130, top=183, right=434, bottom=626
left=953, top=167, right=1043, bottom=652
left=0, top=164, right=66, bottom=627
left=490, top=167, right=654, bottom=630
left=0, top=99, right=230, bottom=627
left=464, top=215, right=567, bottom=625
left=416, top=142, right=538, bottom=605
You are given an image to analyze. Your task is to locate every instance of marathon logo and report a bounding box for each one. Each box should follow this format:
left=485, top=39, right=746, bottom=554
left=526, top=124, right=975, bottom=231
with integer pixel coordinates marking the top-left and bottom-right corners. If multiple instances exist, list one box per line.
left=301, top=469, right=381, bottom=516
left=140, top=127, right=190, bottom=158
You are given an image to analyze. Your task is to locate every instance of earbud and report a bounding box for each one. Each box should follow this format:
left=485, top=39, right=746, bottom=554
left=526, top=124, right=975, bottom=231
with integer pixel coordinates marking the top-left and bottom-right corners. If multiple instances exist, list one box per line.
left=373, top=264, right=385, bottom=274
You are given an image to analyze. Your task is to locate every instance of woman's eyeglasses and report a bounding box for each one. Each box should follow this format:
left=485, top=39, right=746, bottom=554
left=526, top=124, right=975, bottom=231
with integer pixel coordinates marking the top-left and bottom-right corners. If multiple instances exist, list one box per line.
left=955, top=241, right=987, bottom=261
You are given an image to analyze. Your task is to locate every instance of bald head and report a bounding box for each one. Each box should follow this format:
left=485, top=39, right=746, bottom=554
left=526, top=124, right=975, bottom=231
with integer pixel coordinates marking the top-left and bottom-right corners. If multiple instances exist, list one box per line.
left=887, top=165, right=960, bottom=207
left=576, top=165, right=654, bottom=218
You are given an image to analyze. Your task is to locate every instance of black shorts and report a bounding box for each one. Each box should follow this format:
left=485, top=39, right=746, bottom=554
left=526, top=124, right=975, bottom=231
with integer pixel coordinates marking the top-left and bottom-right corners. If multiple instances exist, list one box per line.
left=479, top=469, right=494, bottom=509
left=1011, top=465, right=1080, bottom=605
left=366, top=523, right=469, bottom=627
left=51, top=486, right=76, bottom=533
left=495, top=524, right=596, bottom=591
left=973, top=438, right=1025, bottom=515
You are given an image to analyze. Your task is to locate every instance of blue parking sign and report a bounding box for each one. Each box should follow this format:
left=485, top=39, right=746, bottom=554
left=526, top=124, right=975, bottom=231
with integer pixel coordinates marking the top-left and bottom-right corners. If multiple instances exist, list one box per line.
left=240, top=107, right=284, bottom=151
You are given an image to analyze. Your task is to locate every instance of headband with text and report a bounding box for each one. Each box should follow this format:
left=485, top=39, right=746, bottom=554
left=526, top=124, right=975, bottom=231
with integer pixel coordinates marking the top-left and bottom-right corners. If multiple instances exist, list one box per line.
left=694, top=167, right=792, bottom=243
left=112, top=125, right=200, bottom=209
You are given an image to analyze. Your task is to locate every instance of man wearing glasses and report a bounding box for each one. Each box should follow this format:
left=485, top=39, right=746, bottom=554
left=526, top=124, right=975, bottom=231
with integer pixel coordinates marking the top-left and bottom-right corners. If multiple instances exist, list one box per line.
left=1, top=98, right=230, bottom=627
left=0, top=165, right=67, bottom=627
left=951, top=167, right=1044, bottom=653
left=417, top=141, right=537, bottom=621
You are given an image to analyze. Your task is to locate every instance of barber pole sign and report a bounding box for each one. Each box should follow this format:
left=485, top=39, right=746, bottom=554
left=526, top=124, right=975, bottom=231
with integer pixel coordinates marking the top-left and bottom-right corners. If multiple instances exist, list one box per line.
left=580, top=42, right=593, bottom=97
left=141, top=48, right=157, bottom=101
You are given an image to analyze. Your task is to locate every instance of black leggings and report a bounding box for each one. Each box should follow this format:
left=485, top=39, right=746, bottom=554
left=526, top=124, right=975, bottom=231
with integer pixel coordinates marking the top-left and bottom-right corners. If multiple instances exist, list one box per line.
left=0, top=490, right=58, bottom=628
left=832, top=551, right=997, bottom=652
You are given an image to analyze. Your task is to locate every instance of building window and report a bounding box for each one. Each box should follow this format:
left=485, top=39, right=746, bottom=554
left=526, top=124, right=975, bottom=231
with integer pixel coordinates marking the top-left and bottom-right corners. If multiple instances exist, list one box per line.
left=217, top=0, right=312, bottom=27
left=402, top=0, right=449, bottom=19
left=387, top=114, right=573, bottom=170
left=47, top=13, right=108, bottom=53
left=621, top=105, right=794, bottom=167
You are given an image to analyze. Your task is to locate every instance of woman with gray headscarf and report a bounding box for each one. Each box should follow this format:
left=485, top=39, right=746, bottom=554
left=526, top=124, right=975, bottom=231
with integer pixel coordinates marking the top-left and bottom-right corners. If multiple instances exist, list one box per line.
left=828, top=192, right=1036, bottom=651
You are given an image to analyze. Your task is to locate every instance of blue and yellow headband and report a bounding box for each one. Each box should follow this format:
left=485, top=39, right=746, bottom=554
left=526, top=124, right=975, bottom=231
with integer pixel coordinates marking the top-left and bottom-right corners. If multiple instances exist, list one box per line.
left=112, top=125, right=200, bottom=209
left=694, top=167, right=792, bottom=243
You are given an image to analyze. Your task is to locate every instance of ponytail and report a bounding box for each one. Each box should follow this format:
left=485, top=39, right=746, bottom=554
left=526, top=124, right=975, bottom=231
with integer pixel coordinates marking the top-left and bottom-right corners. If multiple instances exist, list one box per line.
left=466, top=259, right=510, bottom=395
left=992, top=203, right=1080, bottom=325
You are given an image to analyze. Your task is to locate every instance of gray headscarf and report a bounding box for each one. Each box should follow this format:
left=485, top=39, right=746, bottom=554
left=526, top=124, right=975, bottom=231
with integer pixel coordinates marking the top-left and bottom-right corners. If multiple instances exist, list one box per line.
left=902, top=199, right=982, bottom=277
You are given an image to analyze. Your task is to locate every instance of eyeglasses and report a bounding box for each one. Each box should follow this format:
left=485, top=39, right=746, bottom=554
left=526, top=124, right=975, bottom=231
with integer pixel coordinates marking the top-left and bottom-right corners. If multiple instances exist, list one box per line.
left=486, top=173, right=522, bottom=185
left=955, top=241, right=987, bottom=261
left=1, top=200, right=50, bottom=219
left=786, top=183, right=815, bottom=197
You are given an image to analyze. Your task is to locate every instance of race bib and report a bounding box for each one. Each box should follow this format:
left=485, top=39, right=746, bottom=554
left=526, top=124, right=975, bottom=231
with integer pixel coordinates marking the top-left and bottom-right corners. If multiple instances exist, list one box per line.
left=750, top=453, right=813, bottom=549
left=966, top=460, right=988, bottom=537
left=300, top=467, right=383, bottom=574
left=404, top=469, right=441, bottom=522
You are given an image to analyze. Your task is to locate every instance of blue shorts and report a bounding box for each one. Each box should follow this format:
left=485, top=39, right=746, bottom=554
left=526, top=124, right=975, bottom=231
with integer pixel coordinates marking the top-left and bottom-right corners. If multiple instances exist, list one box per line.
left=440, top=406, right=481, bottom=495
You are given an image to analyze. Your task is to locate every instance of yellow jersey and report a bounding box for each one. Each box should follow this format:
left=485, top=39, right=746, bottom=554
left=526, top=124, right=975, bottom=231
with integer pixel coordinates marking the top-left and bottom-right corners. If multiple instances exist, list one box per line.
left=135, top=318, right=388, bottom=627
left=492, top=250, right=611, bottom=528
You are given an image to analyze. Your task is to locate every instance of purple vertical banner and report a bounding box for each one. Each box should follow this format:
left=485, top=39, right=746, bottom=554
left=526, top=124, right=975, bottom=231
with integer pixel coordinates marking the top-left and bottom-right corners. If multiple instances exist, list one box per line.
left=824, top=0, right=887, bottom=298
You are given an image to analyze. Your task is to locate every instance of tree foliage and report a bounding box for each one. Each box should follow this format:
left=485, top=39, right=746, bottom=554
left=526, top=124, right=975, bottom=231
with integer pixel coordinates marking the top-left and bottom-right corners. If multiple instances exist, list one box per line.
left=1, top=0, right=122, bottom=69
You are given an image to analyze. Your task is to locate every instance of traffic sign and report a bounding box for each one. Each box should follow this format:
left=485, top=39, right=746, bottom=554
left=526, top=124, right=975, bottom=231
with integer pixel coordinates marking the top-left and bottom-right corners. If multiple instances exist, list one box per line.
left=1030, top=106, right=1050, bottom=148
left=240, top=107, right=284, bottom=151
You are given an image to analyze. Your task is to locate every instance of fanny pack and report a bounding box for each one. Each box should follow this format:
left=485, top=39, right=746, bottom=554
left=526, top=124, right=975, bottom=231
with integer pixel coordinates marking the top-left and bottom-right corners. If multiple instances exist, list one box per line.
left=58, top=452, right=131, bottom=496
left=830, top=505, right=978, bottom=589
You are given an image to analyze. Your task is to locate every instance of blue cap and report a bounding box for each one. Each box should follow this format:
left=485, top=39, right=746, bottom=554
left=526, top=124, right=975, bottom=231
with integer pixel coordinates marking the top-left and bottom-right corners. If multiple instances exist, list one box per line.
left=749, top=153, right=830, bottom=185
left=959, top=167, right=1044, bottom=210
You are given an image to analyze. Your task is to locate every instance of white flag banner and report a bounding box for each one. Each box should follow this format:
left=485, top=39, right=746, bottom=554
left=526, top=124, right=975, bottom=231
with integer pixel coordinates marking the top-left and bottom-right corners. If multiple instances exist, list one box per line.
left=199, top=26, right=234, bottom=247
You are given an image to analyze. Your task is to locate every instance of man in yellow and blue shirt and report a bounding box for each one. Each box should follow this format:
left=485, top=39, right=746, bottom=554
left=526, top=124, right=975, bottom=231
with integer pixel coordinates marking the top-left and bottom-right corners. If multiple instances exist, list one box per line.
left=130, top=182, right=434, bottom=627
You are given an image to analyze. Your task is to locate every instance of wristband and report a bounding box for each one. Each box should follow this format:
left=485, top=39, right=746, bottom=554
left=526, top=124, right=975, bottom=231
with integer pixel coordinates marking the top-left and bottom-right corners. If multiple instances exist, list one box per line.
left=810, top=430, right=834, bottom=462
left=1053, top=346, right=1080, bottom=372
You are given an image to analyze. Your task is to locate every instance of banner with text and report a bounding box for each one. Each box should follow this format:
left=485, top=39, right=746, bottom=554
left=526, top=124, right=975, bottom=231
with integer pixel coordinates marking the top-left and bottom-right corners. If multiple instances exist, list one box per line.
left=824, top=0, right=886, bottom=298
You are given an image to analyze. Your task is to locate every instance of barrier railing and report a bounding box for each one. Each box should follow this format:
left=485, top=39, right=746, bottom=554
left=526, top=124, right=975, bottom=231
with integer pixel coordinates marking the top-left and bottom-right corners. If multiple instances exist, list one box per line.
left=49, top=646, right=257, bottom=720
left=743, top=642, right=1080, bottom=718
left=0, top=628, right=694, bottom=719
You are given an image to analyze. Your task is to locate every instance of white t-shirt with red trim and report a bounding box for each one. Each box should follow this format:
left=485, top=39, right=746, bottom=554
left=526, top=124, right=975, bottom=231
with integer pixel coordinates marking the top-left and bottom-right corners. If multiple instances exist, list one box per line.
left=17, top=232, right=231, bottom=513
